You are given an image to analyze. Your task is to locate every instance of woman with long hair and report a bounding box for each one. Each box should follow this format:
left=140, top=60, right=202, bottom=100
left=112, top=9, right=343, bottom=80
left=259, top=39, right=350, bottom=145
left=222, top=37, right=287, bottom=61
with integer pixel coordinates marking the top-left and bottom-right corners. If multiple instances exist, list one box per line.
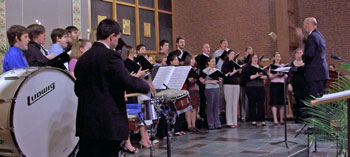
left=184, top=54, right=200, bottom=132
left=221, top=50, right=241, bottom=128
left=69, top=39, right=92, bottom=78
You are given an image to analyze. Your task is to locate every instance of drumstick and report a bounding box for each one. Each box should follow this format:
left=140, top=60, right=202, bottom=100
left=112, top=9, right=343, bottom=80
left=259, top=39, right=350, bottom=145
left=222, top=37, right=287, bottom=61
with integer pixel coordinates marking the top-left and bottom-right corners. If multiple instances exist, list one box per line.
left=126, top=93, right=143, bottom=97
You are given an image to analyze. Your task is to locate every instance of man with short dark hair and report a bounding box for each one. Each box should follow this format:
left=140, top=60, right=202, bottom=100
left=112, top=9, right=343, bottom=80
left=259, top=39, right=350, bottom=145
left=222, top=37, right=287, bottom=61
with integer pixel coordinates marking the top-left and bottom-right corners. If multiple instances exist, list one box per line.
left=23, top=24, right=56, bottom=66
left=48, top=28, right=69, bottom=55
left=136, top=44, right=146, bottom=55
left=170, top=36, right=191, bottom=65
left=74, top=18, right=149, bottom=156
left=213, top=39, right=229, bottom=70
left=3, top=25, right=30, bottom=72
left=65, top=26, right=79, bottom=47
left=213, top=39, right=229, bottom=113
left=296, top=17, right=329, bottom=97
left=159, top=39, right=169, bottom=54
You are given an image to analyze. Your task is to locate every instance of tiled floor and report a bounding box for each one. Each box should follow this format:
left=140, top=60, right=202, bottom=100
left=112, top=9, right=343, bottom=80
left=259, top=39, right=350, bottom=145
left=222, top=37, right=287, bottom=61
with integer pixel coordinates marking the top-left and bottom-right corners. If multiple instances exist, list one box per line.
left=126, top=122, right=337, bottom=157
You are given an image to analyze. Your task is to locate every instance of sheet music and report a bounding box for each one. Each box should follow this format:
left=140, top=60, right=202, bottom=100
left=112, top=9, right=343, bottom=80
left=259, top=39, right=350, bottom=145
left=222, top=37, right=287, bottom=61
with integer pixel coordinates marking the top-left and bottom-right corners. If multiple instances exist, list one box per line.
left=152, top=66, right=175, bottom=89
left=167, top=66, right=191, bottom=90
left=274, top=67, right=291, bottom=72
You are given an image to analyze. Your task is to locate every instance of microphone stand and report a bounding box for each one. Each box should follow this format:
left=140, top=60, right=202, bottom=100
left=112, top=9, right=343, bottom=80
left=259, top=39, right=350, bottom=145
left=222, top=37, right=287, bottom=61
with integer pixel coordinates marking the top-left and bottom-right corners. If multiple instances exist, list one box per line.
left=270, top=67, right=298, bottom=148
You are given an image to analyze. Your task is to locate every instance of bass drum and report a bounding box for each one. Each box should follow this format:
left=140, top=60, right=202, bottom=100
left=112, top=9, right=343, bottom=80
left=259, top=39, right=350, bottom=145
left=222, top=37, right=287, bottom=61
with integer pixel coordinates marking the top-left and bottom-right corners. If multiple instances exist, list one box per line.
left=0, top=67, right=78, bottom=157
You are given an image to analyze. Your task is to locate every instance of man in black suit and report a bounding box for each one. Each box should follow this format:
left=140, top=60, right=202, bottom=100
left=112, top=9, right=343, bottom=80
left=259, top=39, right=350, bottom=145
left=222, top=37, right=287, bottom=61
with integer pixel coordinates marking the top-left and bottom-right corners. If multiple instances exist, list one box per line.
left=170, top=36, right=191, bottom=65
left=74, top=18, right=150, bottom=157
left=195, top=43, right=210, bottom=126
left=23, top=24, right=56, bottom=66
left=296, top=17, right=329, bottom=97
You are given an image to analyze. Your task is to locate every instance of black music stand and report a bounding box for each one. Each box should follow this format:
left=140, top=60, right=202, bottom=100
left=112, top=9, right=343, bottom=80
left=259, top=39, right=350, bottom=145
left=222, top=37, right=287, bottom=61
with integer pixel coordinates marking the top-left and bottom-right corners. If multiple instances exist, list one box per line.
left=270, top=67, right=298, bottom=148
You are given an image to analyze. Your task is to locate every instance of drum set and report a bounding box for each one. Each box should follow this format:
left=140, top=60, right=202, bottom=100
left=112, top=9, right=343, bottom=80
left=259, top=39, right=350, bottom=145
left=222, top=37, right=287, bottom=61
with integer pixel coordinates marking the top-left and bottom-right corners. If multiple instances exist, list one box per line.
left=126, top=89, right=192, bottom=157
left=0, top=67, right=78, bottom=157
left=0, top=67, right=191, bottom=157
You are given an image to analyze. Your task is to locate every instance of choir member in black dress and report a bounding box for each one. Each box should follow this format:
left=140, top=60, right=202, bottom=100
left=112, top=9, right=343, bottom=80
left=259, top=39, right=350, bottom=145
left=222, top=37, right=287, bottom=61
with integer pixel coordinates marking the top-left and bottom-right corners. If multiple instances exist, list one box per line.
left=221, top=50, right=241, bottom=128
left=241, top=54, right=268, bottom=126
left=184, top=54, right=200, bottom=132
left=288, top=48, right=307, bottom=123
left=237, top=46, right=254, bottom=122
left=268, top=53, right=287, bottom=125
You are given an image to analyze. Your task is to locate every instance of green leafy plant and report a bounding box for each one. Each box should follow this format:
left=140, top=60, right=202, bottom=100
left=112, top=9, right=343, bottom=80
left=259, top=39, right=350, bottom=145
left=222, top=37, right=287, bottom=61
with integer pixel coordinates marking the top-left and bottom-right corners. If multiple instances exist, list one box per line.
left=341, top=63, right=350, bottom=72
left=304, top=76, right=349, bottom=157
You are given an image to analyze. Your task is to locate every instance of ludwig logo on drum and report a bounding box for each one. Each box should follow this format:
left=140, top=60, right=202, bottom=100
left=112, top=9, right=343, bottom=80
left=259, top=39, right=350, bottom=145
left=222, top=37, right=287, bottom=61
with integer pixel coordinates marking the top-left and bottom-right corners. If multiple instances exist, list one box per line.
left=27, top=82, right=55, bottom=106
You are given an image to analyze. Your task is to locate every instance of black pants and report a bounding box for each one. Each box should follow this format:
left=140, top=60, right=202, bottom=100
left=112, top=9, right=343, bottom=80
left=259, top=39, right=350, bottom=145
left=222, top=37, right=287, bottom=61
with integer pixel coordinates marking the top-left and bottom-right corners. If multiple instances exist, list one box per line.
left=292, top=81, right=308, bottom=122
left=307, top=80, right=327, bottom=98
left=174, top=113, right=185, bottom=133
left=246, top=86, right=265, bottom=122
left=77, top=138, right=122, bottom=157
left=199, top=83, right=207, bottom=119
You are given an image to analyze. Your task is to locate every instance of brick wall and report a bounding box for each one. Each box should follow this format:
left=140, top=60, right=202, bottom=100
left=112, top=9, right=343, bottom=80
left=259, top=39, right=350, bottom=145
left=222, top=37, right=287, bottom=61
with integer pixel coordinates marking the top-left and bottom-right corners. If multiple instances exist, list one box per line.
left=173, top=0, right=276, bottom=58
left=297, top=0, right=350, bottom=72
left=173, top=0, right=350, bottom=73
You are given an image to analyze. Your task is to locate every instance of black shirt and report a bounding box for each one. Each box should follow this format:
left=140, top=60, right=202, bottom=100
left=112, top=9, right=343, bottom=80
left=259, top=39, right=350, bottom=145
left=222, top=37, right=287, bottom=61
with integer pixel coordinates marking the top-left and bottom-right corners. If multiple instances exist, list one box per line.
left=195, top=53, right=209, bottom=71
left=221, top=59, right=239, bottom=85
left=170, top=49, right=190, bottom=62
left=241, top=64, right=265, bottom=87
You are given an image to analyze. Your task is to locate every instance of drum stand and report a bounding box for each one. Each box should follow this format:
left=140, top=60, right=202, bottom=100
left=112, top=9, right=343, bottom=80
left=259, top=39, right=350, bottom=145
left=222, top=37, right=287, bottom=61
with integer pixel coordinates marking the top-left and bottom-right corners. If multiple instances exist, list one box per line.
left=138, top=112, right=160, bottom=157
left=159, top=97, right=176, bottom=157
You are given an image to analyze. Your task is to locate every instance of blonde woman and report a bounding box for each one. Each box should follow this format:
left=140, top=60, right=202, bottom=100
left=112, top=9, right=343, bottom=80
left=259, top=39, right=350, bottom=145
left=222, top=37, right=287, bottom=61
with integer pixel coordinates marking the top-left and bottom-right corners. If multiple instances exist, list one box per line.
left=69, top=39, right=92, bottom=78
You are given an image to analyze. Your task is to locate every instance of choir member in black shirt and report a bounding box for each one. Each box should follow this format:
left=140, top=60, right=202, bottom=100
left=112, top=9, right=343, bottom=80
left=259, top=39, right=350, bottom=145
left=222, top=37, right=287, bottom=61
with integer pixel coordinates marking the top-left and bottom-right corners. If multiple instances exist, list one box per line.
left=237, top=46, right=253, bottom=122
left=287, top=48, right=307, bottom=123
left=23, top=24, right=56, bottom=66
left=195, top=44, right=210, bottom=125
left=221, top=50, right=241, bottom=128
left=184, top=54, right=200, bottom=132
left=169, top=36, right=190, bottom=65
left=241, top=54, right=268, bottom=126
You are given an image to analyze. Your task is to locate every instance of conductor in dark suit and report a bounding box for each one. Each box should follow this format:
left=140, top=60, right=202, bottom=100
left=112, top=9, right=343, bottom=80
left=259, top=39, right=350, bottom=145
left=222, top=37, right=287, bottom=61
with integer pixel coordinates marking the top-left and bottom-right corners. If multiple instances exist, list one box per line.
left=74, top=18, right=150, bottom=157
left=296, top=17, right=329, bottom=97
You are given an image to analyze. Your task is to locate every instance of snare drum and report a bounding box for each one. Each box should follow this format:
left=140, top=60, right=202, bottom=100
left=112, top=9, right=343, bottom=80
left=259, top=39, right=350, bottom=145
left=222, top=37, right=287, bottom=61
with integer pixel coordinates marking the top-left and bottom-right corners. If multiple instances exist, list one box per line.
left=0, top=67, right=78, bottom=157
left=141, top=99, right=159, bottom=121
left=156, top=89, right=191, bottom=114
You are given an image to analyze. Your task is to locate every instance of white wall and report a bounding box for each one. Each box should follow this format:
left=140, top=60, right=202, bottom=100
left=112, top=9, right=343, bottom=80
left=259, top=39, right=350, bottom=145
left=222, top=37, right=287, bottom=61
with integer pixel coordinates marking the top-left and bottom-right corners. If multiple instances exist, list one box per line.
left=5, top=0, right=89, bottom=49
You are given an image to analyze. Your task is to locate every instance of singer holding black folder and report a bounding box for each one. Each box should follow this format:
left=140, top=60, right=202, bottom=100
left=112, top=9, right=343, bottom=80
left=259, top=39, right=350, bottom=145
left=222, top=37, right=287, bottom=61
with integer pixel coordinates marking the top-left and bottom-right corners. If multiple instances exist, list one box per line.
left=221, top=50, right=241, bottom=128
left=241, top=54, right=267, bottom=126
left=287, top=48, right=307, bottom=123
left=200, top=57, right=222, bottom=129
left=268, top=53, right=287, bottom=125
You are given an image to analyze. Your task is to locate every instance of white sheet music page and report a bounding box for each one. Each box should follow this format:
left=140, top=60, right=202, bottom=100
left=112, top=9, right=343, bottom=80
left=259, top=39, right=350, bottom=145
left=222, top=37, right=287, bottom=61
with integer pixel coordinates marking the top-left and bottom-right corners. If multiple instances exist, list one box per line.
left=152, top=66, right=175, bottom=89
left=167, top=66, right=191, bottom=90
